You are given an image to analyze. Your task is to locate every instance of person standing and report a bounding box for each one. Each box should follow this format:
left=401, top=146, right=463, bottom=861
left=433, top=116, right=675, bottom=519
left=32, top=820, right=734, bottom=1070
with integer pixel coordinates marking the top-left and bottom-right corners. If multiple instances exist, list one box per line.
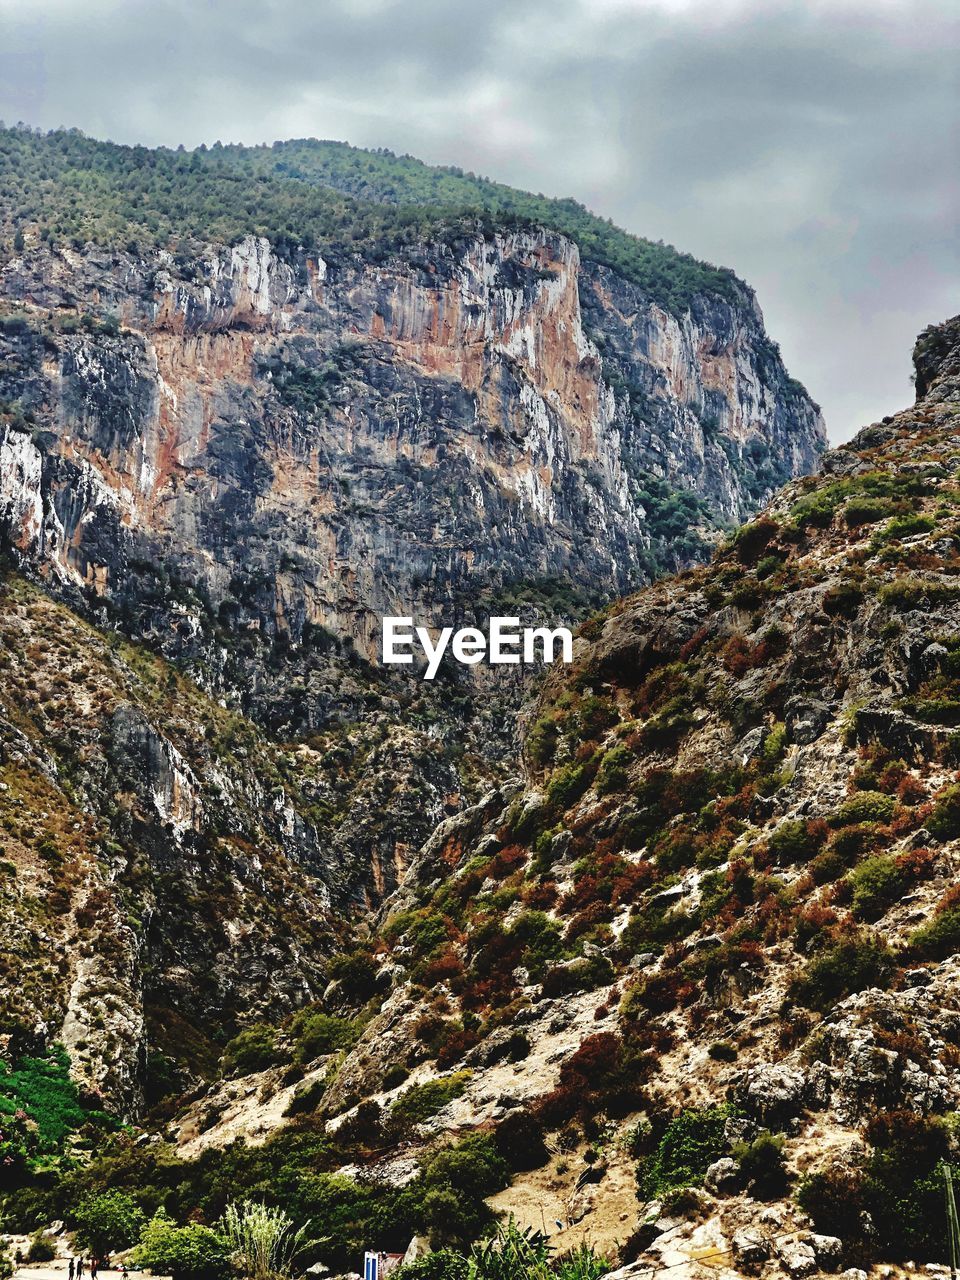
left=77, top=1257, right=85, bottom=1280
left=68, top=1261, right=75, bottom=1280
left=90, top=1260, right=98, bottom=1280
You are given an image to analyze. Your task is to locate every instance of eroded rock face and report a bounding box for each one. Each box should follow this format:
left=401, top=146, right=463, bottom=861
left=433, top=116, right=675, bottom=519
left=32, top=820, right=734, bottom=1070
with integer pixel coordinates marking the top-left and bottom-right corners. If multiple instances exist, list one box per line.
left=0, top=232, right=824, bottom=680
left=0, top=231, right=823, bottom=908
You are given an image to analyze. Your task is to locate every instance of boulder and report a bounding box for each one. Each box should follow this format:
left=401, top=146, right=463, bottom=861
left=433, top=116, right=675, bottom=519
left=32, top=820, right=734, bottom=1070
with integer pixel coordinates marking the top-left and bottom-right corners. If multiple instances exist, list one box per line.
left=704, top=1157, right=740, bottom=1194
left=776, top=1237, right=818, bottom=1278
left=729, top=1063, right=808, bottom=1128
left=809, top=1233, right=844, bottom=1270
left=731, top=1228, right=771, bottom=1268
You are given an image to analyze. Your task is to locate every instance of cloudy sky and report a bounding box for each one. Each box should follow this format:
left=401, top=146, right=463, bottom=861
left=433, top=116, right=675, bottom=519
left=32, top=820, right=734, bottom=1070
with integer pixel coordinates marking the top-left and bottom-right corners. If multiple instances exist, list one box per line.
left=0, top=0, right=957, bottom=441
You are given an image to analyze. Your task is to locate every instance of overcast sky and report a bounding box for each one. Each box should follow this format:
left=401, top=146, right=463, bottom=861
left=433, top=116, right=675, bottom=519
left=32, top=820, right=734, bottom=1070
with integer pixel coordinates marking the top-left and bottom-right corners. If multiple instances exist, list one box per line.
left=0, top=0, right=957, bottom=441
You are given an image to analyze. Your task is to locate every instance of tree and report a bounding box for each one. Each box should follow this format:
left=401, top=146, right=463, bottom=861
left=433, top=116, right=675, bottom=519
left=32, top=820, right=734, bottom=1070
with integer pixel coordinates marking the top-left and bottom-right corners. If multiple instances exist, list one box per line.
left=73, top=1190, right=146, bottom=1258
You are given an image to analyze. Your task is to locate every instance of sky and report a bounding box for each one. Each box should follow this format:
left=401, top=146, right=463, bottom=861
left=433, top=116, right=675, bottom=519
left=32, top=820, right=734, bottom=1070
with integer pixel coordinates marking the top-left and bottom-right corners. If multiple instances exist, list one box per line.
left=0, top=0, right=957, bottom=442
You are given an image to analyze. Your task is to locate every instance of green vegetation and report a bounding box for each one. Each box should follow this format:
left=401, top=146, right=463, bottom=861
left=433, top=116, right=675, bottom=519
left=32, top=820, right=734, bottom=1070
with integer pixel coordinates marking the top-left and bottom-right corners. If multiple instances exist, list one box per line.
left=790, top=933, right=895, bottom=1011
left=220, top=1025, right=279, bottom=1076
left=395, top=1218, right=608, bottom=1280
left=74, top=1190, right=146, bottom=1256
left=910, top=886, right=960, bottom=959
left=632, top=472, right=713, bottom=570
left=928, top=783, right=960, bottom=840
left=830, top=791, right=897, bottom=827
left=219, top=1199, right=315, bottom=1280
left=639, top=1105, right=732, bottom=1197
left=0, top=126, right=742, bottom=316
left=391, top=1072, right=472, bottom=1125
left=290, top=1010, right=361, bottom=1063
left=0, top=1046, right=115, bottom=1167
left=733, top=1131, right=787, bottom=1198
left=133, top=1211, right=231, bottom=1280
left=798, top=1113, right=953, bottom=1261
left=848, top=855, right=903, bottom=920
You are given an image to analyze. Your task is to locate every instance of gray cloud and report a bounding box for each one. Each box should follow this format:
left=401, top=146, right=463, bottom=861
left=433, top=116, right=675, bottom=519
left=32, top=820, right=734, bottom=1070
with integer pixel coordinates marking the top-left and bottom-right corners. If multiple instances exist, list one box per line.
left=0, top=0, right=957, bottom=439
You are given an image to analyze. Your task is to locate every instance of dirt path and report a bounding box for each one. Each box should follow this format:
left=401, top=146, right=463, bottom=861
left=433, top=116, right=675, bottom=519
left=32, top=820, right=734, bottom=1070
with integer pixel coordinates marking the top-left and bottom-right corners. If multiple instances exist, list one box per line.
left=3, top=1240, right=169, bottom=1280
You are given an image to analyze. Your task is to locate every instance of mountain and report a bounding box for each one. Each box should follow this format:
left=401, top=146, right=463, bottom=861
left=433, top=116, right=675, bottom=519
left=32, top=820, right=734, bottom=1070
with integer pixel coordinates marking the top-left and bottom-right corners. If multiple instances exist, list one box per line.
left=95, top=312, right=956, bottom=1270
left=0, top=126, right=824, bottom=917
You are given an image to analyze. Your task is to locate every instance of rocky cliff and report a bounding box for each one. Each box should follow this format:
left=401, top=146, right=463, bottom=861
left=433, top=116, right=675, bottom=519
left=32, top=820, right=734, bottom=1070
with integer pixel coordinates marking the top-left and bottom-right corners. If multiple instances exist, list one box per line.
left=0, top=575, right=349, bottom=1115
left=0, top=129, right=826, bottom=1128
left=0, top=229, right=822, bottom=664
left=0, top=203, right=822, bottom=907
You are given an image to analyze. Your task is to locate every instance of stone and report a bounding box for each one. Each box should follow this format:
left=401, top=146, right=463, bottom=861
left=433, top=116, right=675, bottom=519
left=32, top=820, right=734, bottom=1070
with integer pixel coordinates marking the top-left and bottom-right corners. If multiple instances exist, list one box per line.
left=731, top=1228, right=771, bottom=1267
left=704, top=1157, right=740, bottom=1194
left=776, top=1237, right=818, bottom=1278
left=809, top=1233, right=844, bottom=1270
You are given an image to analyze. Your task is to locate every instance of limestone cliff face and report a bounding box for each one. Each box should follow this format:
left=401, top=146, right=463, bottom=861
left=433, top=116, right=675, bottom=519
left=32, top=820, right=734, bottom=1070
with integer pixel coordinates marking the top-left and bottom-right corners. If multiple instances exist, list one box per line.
left=0, top=230, right=823, bottom=910
left=0, top=230, right=822, bottom=663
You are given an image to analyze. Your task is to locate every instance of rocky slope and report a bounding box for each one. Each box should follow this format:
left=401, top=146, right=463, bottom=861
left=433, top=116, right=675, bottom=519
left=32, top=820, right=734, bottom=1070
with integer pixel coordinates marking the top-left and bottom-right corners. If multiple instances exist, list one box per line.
left=0, top=574, right=348, bottom=1115
left=0, top=127, right=824, bottom=910
left=191, top=314, right=960, bottom=1271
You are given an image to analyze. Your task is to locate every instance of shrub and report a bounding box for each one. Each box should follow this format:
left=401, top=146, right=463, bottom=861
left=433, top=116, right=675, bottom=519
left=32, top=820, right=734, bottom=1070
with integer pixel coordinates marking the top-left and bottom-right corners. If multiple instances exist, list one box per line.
left=535, top=1032, right=646, bottom=1127
left=540, top=954, right=614, bottom=997
left=874, top=514, right=935, bottom=544
left=927, top=783, right=960, bottom=840
left=595, top=744, right=633, bottom=796
left=796, top=1168, right=869, bottom=1247
left=292, top=1012, right=359, bottom=1063
left=731, top=518, right=779, bottom=565
left=790, top=933, right=895, bottom=1011
left=394, top=1251, right=469, bottom=1280
left=640, top=1105, right=732, bottom=1197
left=831, top=791, right=896, bottom=826
left=525, top=716, right=560, bottom=769
left=822, top=580, right=864, bottom=617
left=383, top=1063, right=410, bottom=1090
left=284, top=1076, right=327, bottom=1117
left=328, top=950, right=380, bottom=1003
left=879, top=577, right=960, bottom=611
left=418, top=1135, right=510, bottom=1248
left=492, top=1109, right=549, bottom=1171
left=25, top=1234, right=56, bottom=1263
left=909, top=886, right=960, bottom=959
left=800, top=1114, right=954, bottom=1261
left=707, top=1042, right=737, bottom=1063
left=733, top=1131, right=787, bottom=1198
left=767, top=819, right=823, bottom=864
left=844, top=498, right=895, bottom=527
left=391, top=1072, right=471, bottom=1125
left=829, top=823, right=880, bottom=860
left=861, top=1112, right=950, bottom=1259
left=133, top=1210, right=231, bottom=1280
left=546, top=762, right=591, bottom=813
left=220, top=1025, right=278, bottom=1076
left=848, top=855, right=903, bottom=920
